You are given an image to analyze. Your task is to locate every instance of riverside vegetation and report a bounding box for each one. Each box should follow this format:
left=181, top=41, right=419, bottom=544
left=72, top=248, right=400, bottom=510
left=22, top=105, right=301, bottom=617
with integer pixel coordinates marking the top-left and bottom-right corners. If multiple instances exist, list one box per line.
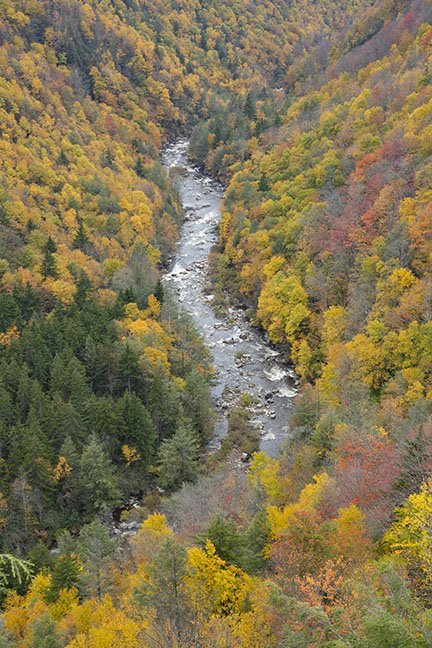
left=1, top=0, right=432, bottom=646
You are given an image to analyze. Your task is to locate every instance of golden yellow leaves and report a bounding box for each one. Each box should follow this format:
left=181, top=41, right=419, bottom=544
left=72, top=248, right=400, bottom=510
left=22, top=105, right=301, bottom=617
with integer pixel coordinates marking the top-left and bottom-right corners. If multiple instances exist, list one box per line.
left=53, top=456, right=73, bottom=481
left=132, top=513, right=173, bottom=566
left=186, top=540, right=252, bottom=618
left=384, top=480, right=432, bottom=589
left=0, top=324, right=20, bottom=346
left=120, top=297, right=170, bottom=371
left=122, top=445, right=141, bottom=467
left=63, top=596, right=145, bottom=648
left=267, top=472, right=335, bottom=537
left=248, top=451, right=285, bottom=503
left=257, top=272, right=310, bottom=345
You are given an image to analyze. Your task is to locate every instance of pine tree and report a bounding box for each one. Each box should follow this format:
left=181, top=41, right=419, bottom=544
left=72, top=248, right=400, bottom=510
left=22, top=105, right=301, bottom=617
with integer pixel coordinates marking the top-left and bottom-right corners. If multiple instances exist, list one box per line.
left=48, top=553, right=80, bottom=601
left=258, top=174, right=270, bottom=192
left=135, top=538, right=195, bottom=646
left=15, top=368, right=32, bottom=422
left=135, top=156, right=146, bottom=178
left=148, top=368, right=182, bottom=442
left=14, top=282, right=41, bottom=321
left=56, top=436, right=81, bottom=524
left=21, top=328, right=52, bottom=388
left=241, top=509, right=270, bottom=573
left=54, top=400, right=85, bottom=447
left=0, top=293, right=19, bottom=332
left=0, top=553, right=32, bottom=595
left=74, top=271, right=93, bottom=306
left=41, top=237, right=58, bottom=279
left=77, top=521, right=114, bottom=599
left=57, top=149, right=69, bottom=166
left=9, top=413, right=55, bottom=499
left=116, top=343, right=141, bottom=396
left=51, top=354, right=90, bottom=413
left=82, top=335, right=111, bottom=394
left=72, top=217, right=89, bottom=250
left=184, top=369, right=212, bottom=442
left=245, top=91, right=256, bottom=119
left=158, top=420, right=199, bottom=491
left=0, top=383, right=14, bottom=429
left=29, top=613, right=62, bottom=648
left=78, top=435, right=120, bottom=515
left=199, top=515, right=241, bottom=565
left=117, top=392, right=155, bottom=463
left=86, top=395, right=118, bottom=450
left=154, top=279, right=164, bottom=305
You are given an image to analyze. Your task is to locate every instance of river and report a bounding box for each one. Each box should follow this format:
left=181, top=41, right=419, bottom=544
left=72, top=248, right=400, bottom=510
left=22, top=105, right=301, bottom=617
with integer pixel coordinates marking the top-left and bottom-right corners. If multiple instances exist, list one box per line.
left=162, top=140, right=297, bottom=457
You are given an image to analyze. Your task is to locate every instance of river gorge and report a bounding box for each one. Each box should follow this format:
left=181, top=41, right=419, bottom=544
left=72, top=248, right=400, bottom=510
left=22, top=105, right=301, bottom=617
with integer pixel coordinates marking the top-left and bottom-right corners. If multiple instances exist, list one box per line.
left=162, top=140, right=298, bottom=458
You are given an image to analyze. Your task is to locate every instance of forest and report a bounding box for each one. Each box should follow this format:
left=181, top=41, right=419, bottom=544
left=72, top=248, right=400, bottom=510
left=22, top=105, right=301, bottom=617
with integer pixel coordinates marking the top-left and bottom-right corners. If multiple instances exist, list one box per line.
left=0, top=0, right=432, bottom=645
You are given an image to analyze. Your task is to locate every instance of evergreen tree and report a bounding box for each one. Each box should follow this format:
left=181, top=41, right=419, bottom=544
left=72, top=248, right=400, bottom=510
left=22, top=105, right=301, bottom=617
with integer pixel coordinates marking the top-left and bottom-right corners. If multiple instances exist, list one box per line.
left=116, top=392, right=155, bottom=463
left=154, top=279, right=164, bottom=305
left=59, top=435, right=80, bottom=468
left=241, top=509, right=270, bottom=573
left=244, top=91, right=256, bottom=119
left=15, top=369, right=32, bottom=422
left=41, top=237, right=58, bottom=279
left=148, top=368, right=182, bottom=442
left=135, top=538, right=195, bottom=646
left=77, top=521, right=114, bottom=600
left=78, top=435, right=120, bottom=515
left=14, top=282, right=41, bottom=321
left=199, top=514, right=241, bottom=565
left=56, top=436, right=82, bottom=524
left=3, top=477, right=41, bottom=550
left=183, top=369, right=212, bottom=442
left=50, top=399, right=85, bottom=448
left=158, top=420, right=199, bottom=491
left=20, top=328, right=52, bottom=388
left=29, top=613, right=62, bottom=648
left=134, top=156, right=146, bottom=178
left=50, top=355, right=90, bottom=412
left=9, top=415, right=54, bottom=499
left=258, top=174, right=270, bottom=192
left=0, top=383, right=14, bottom=430
left=83, top=336, right=110, bottom=394
left=72, top=216, right=89, bottom=250
left=116, top=343, right=141, bottom=396
left=57, top=149, right=69, bottom=166
left=48, top=553, right=80, bottom=601
left=74, top=271, right=93, bottom=306
left=0, top=293, right=19, bottom=332
left=86, top=395, right=118, bottom=450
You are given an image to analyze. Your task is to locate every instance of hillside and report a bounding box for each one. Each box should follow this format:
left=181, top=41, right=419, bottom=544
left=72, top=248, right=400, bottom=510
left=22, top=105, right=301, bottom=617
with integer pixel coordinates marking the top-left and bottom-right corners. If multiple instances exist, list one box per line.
left=0, top=0, right=432, bottom=646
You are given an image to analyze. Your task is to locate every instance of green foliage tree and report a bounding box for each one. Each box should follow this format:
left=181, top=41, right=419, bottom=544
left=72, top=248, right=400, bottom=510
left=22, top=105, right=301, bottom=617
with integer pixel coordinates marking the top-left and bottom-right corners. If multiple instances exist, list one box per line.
left=48, top=553, right=80, bottom=601
left=135, top=538, right=196, bottom=647
left=199, top=515, right=242, bottom=565
left=41, top=237, right=58, bottom=280
left=77, top=521, right=115, bottom=600
left=116, top=392, right=155, bottom=464
left=29, top=613, right=62, bottom=648
left=158, top=421, right=199, bottom=491
left=78, top=436, right=121, bottom=515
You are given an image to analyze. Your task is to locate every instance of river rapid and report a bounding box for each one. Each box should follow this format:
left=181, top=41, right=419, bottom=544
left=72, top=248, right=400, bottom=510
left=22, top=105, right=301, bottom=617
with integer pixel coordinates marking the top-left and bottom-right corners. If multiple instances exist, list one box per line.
left=162, top=140, right=298, bottom=457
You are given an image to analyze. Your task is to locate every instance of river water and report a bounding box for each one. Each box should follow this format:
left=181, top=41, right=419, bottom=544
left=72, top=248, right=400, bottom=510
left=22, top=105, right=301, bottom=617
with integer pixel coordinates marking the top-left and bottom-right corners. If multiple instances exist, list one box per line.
left=162, top=140, right=297, bottom=457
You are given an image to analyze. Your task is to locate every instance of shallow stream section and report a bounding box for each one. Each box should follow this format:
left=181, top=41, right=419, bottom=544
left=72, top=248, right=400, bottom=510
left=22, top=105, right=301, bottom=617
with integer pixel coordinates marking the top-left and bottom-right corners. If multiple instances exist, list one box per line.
left=162, top=140, right=298, bottom=457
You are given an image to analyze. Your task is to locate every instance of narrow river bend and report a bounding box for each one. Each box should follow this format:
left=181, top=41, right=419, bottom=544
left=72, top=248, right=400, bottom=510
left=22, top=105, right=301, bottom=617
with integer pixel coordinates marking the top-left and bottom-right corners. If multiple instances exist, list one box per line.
left=162, top=140, right=297, bottom=457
